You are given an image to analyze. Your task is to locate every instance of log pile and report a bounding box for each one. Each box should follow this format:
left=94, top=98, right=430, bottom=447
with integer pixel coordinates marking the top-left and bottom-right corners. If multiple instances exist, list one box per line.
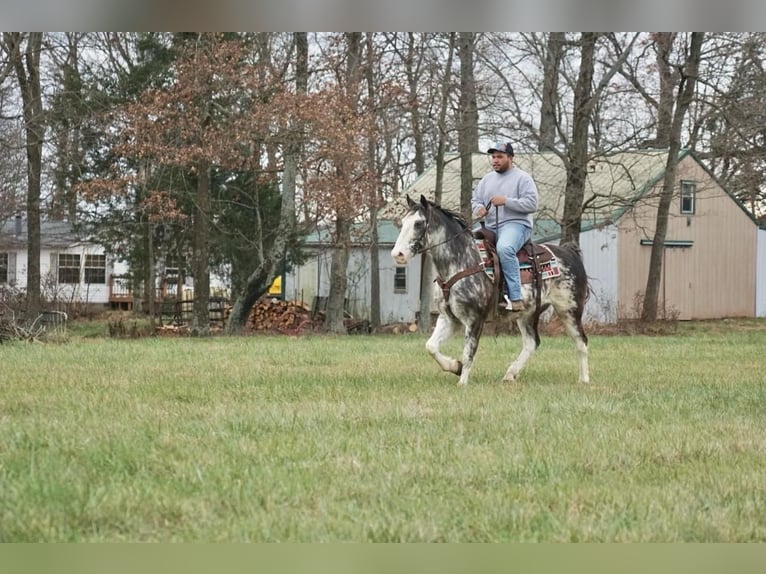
left=378, top=321, right=419, bottom=335
left=248, top=298, right=315, bottom=333
left=154, top=323, right=189, bottom=336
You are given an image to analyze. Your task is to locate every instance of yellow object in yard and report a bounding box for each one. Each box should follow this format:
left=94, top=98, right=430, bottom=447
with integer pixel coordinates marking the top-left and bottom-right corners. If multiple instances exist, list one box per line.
left=268, top=275, right=282, bottom=296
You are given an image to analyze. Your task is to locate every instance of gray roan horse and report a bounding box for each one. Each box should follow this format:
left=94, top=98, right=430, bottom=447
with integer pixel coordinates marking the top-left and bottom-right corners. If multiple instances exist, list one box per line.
left=391, top=194, right=590, bottom=386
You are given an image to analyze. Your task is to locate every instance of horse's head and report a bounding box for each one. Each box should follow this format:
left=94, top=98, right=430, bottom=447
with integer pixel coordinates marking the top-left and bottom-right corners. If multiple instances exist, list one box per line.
left=391, top=194, right=430, bottom=264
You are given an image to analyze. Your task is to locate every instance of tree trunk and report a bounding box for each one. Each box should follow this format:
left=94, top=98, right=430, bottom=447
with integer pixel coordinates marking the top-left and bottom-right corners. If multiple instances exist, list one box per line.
left=402, top=33, right=430, bottom=334
left=539, top=32, right=564, bottom=151
left=560, top=33, right=597, bottom=246
left=7, top=32, right=44, bottom=318
left=147, top=219, right=156, bottom=330
left=654, top=33, right=677, bottom=147
left=458, top=32, right=479, bottom=223
left=325, top=218, right=351, bottom=333
left=419, top=33, right=456, bottom=334
left=642, top=33, right=704, bottom=322
left=324, top=33, right=363, bottom=335
left=405, top=33, right=425, bottom=177
left=51, top=33, right=83, bottom=223
left=366, top=33, right=381, bottom=332
left=190, top=161, right=211, bottom=336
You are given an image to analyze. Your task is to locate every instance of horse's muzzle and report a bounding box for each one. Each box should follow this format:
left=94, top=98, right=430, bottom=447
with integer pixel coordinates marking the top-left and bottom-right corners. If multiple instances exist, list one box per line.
left=392, top=251, right=408, bottom=265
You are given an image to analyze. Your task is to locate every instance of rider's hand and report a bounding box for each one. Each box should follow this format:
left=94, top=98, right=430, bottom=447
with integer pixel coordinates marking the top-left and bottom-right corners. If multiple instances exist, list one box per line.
left=490, top=196, right=507, bottom=207
left=476, top=206, right=488, bottom=218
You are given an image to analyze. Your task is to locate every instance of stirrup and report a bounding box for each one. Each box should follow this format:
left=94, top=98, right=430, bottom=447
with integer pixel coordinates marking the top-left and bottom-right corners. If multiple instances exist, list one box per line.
left=504, top=295, right=525, bottom=312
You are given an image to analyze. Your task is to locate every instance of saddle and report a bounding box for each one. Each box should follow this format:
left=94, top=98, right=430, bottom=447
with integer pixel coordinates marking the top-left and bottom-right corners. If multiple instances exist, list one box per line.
left=473, top=224, right=560, bottom=308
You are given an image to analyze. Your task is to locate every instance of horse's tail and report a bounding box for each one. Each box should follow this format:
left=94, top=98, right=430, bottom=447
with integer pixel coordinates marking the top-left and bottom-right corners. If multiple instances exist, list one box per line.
left=559, top=241, right=591, bottom=304
left=559, top=240, right=583, bottom=259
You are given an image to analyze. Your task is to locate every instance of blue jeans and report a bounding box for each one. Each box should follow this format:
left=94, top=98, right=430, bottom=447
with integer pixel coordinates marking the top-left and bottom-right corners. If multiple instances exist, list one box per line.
left=496, top=223, right=532, bottom=301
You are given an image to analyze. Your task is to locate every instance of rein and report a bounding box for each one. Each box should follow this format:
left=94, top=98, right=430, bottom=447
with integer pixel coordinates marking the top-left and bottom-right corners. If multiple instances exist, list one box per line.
left=414, top=227, right=471, bottom=256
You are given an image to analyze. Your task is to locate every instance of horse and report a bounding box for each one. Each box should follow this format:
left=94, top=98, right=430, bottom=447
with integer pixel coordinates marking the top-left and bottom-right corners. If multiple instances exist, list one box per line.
left=391, top=194, right=590, bottom=386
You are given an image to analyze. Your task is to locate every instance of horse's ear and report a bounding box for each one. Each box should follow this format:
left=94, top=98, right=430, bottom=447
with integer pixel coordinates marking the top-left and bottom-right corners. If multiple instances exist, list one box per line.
left=405, top=194, right=416, bottom=209
left=419, top=194, right=429, bottom=209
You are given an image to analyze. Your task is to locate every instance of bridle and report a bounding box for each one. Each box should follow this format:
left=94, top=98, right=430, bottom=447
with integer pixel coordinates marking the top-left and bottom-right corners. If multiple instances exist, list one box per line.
left=411, top=202, right=490, bottom=257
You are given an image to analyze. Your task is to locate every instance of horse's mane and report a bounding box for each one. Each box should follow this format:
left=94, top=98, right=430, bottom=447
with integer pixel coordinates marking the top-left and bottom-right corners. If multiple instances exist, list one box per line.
left=424, top=199, right=468, bottom=230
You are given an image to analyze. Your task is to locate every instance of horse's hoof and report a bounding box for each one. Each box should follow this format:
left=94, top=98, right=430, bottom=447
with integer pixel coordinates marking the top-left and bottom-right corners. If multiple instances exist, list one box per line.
left=454, top=361, right=463, bottom=376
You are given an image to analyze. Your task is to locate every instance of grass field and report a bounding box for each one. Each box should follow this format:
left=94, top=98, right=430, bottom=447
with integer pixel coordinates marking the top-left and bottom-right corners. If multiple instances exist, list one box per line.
left=1, top=319, right=765, bottom=541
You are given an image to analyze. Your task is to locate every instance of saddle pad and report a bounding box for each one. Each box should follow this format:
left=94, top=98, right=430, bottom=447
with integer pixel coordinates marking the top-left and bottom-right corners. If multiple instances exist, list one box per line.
left=519, top=259, right=561, bottom=283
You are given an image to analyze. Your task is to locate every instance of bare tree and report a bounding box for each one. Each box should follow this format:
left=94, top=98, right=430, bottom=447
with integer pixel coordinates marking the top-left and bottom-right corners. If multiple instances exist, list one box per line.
left=641, top=32, right=704, bottom=322
left=480, top=33, right=639, bottom=245
left=693, top=33, right=766, bottom=218
left=539, top=32, right=564, bottom=151
left=458, top=33, right=479, bottom=223
left=365, top=33, right=383, bottom=332
left=560, top=33, right=597, bottom=245
left=560, top=33, right=639, bottom=245
left=419, top=33, right=456, bottom=333
left=3, top=32, right=44, bottom=317
left=0, top=109, right=26, bottom=222
left=48, top=32, right=86, bottom=222
left=323, top=33, right=364, bottom=334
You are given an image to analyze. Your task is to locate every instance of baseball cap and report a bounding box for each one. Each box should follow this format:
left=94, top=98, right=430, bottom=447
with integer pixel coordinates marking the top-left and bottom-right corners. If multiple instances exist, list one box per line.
left=487, top=142, right=514, bottom=156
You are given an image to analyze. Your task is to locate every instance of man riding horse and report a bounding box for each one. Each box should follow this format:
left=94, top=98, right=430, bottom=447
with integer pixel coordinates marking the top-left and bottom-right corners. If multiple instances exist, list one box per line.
left=471, top=141, right=538, bottom=313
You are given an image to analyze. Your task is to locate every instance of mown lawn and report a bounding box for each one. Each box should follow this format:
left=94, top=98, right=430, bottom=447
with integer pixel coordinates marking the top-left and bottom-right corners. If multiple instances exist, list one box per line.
left=1, top=320, right=765, bottom=541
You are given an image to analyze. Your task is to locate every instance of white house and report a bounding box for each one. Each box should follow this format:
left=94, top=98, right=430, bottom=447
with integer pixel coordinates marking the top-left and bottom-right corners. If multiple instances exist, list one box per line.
left=0, top=215, right=126, bottom=309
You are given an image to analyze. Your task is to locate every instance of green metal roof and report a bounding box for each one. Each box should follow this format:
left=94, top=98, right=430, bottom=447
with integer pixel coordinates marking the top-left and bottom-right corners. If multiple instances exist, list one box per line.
left=303, top=218, right=401, bottom=246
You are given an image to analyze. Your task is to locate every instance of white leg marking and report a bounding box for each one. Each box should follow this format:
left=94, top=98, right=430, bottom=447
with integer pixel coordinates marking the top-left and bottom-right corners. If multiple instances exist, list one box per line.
left=504, top=318, right=537, bottom=382
left=426, top=314, right=461, bottom=375
left=559, top=313, right=590, bottom=384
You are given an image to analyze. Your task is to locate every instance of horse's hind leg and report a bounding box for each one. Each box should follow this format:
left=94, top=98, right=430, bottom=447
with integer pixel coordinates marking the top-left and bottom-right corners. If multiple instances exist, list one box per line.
left=556, top=308, right=590, bottom=383
left=426, top=313, right=461, bottom=376
left=503, top=316, right=538, bottom=382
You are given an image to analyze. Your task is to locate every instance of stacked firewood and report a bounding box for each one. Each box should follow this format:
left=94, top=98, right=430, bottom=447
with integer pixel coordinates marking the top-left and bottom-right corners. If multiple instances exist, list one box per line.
left=248, top=298, right=314, bottom=333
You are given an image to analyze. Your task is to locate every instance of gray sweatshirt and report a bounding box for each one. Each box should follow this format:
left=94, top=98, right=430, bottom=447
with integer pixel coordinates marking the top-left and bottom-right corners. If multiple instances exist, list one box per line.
left=471, top=166, right=538, bottom=231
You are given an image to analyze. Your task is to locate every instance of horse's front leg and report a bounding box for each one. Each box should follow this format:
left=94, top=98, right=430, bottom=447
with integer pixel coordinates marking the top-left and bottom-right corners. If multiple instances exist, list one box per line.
left=425, top=314, right=461, bottom=376
left=457, top=320, right=484, bottom=386
left=503, top=316, right=538, bottom=382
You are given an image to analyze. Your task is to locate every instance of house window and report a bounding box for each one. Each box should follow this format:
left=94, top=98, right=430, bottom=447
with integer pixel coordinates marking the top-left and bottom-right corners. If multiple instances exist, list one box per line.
left=680, top=180, right=696, bottom=214
left=0, top=253, right=7, bottom=283
left=58, top=253, right=81, bottom=284
left=84, top=254, right=106, bottom=284
left=394, top=266, right=407, bottom=293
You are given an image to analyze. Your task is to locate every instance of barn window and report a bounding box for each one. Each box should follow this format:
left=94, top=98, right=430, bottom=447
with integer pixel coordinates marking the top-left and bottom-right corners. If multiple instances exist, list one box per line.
left=58, top=253, right=81, bottom=284
left=394, top=266, right=407, bottom=293
left=84, top=254, right=106, bottom=284
left=680, top=180, right=696, bottom=214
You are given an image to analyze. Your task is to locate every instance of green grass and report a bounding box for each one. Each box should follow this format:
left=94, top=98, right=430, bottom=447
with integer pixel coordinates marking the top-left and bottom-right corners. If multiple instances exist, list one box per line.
left=1, top=322, right=765, bottom=541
